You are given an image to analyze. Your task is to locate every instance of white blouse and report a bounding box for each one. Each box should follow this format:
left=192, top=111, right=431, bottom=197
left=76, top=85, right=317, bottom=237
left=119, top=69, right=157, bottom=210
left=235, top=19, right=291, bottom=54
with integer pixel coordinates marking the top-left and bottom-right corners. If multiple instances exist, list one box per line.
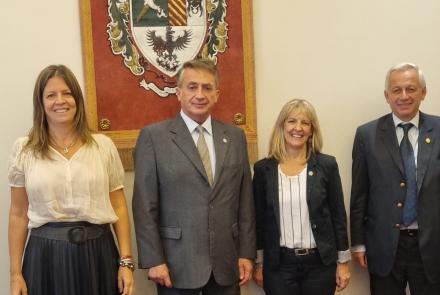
left=278, top=165, right=317, bottom=249
left=8, top=134, right=124, bottom=228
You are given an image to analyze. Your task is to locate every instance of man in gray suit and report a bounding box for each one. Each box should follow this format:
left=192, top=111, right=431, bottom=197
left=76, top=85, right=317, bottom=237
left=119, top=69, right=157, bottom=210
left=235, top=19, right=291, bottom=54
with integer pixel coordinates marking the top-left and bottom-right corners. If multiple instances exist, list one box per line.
left=132, top=59, right=255, bottom=294
left=350, top=63, right=440, bottom=294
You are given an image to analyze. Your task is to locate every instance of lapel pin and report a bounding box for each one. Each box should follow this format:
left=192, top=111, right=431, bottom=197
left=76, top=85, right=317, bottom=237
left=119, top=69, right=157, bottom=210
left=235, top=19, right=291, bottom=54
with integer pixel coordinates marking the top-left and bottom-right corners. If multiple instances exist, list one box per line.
left=223, top=138, right=228, bottom=143
left=425, top=137, right=431, bottom=144
left=308, top=171, right=314, bottom=176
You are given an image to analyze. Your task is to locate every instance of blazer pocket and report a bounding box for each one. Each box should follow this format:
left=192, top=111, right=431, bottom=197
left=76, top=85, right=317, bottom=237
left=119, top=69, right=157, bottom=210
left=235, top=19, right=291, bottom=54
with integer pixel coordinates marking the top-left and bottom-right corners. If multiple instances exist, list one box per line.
left=224, top=164, right=240, bottom=170
left=159, top=226, right=182, bottom=240
left=232, top=223, right=239, bottom=237
left=223, top=164, right=241, bottom=175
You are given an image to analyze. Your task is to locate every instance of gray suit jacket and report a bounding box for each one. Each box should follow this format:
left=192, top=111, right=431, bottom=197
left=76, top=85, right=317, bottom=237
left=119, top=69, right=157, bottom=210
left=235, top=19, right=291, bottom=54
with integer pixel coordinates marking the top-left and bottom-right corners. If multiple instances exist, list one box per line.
left=132, top=114, right=256, bottom=288
left=350, top=112, right=440, bottom=283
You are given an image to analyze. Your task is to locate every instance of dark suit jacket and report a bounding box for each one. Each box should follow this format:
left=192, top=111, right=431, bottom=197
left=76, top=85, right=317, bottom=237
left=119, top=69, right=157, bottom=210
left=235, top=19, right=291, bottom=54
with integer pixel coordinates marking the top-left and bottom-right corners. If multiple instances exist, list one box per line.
left=253, top=153, right=349, bottom=269
left=350, top=112, right=440, bottom=283
left=132, top=115, right=256, bottom=289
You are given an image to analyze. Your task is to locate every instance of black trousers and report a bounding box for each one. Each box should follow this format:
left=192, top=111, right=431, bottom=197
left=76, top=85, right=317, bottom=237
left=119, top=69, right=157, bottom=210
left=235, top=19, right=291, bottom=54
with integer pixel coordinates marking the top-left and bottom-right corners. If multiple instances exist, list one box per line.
left=370, top=230, right=440, bottom=295
left=157, top=273, right=239, bottom=295
left=263, top=248, right=336, bottom=295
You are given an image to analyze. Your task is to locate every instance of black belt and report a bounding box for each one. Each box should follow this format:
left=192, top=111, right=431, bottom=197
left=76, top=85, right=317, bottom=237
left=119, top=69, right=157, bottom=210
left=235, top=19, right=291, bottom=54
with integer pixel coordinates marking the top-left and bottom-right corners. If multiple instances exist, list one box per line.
left=31, top=221, right=111, bottom=244
left=400, top=229, right=418, bottom=237
left=281, top=247, right=318, bottom=256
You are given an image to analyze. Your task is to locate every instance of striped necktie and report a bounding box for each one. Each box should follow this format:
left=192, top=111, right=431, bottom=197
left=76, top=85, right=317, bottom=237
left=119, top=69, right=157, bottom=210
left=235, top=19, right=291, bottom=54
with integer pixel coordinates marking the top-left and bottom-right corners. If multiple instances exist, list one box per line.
left=196, top=125, right=213, bottom=186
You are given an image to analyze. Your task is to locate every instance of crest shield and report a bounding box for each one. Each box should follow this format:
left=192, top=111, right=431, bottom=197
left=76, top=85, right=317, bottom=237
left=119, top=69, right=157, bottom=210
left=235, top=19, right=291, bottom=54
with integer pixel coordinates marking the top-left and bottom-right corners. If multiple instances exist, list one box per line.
left=129, top=0, right=207, bottom=77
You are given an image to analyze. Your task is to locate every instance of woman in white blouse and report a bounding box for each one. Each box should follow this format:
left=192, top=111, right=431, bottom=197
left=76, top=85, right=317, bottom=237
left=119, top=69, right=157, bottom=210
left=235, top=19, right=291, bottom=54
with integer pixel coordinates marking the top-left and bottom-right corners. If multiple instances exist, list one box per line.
left=252, top=99, right=350, bottom=295
left=8, top=65, right=134, bottom=295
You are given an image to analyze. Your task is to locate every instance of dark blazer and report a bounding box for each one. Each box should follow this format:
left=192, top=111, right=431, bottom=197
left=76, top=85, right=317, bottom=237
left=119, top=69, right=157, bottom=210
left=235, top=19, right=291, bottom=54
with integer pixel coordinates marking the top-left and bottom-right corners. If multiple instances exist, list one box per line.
left=132, top=115, right=255, bottom=289
left=253, top=153, right=349, bottom=269
left=350, top=112, right=440, bottom=283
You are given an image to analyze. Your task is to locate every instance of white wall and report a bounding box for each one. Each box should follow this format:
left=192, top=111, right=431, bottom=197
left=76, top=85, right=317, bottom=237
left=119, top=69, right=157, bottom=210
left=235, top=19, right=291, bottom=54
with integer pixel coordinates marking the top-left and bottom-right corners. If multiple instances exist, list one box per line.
left=2, top=1, right=440, bottom=294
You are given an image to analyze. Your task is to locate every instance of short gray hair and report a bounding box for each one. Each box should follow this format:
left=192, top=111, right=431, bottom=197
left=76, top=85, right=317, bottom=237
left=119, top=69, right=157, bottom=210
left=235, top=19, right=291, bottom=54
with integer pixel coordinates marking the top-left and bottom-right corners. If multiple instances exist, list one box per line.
left=385, top=62, right=426, bottom=90
left=176, top=59, right=219, bottom=87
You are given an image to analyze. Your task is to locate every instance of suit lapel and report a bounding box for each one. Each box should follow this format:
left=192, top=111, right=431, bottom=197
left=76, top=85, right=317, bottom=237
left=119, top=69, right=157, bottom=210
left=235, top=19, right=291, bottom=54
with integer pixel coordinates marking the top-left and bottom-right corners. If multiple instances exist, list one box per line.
left=306, top=154, right=318, bottom=206
left=378, top=114, right=404, bottom=175
left=417, top=113, right=434, bottom=193
left=212, top=120, right=229, bottom=187
left=264, top=159, right=281, bottom=235
left=169, top=115, right=208, bottom=182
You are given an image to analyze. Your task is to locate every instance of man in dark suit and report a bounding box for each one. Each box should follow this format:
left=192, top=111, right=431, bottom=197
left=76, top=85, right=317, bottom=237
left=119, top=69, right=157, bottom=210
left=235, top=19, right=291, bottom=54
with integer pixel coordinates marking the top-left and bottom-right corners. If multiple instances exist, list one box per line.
left=132, top=59, right=255, bottom=295
left=350, top=62, right=440, bottom=294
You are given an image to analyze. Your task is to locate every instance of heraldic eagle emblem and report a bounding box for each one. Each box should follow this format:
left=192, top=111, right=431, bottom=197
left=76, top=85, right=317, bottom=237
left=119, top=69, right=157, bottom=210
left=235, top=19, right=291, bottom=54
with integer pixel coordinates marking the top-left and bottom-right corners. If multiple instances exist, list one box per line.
left=146, top=26, right=192, bottom=72
left=107, top=0, right=228, bottom=95
left=127, top=0, right=207, bottom=77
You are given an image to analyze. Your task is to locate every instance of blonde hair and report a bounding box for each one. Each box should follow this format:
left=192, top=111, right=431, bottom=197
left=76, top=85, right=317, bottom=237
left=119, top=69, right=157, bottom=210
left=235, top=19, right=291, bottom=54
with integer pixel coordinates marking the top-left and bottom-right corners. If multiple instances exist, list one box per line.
left=24, top=64, right=94, bottom=158
left=268, top=98, right=323, bottom=162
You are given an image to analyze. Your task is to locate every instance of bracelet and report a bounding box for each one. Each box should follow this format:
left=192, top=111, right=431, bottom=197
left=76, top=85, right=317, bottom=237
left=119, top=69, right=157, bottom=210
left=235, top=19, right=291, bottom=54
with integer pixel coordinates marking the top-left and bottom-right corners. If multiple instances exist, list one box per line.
left=119, top=257, right=136, bottom=271
left=120, top=255, right=133, bottom=259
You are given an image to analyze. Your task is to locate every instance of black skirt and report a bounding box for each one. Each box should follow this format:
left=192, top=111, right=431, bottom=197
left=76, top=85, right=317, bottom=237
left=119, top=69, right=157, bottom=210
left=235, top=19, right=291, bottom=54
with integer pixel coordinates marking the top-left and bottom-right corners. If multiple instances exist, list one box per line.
left=22, top=222, right=120, bottom=295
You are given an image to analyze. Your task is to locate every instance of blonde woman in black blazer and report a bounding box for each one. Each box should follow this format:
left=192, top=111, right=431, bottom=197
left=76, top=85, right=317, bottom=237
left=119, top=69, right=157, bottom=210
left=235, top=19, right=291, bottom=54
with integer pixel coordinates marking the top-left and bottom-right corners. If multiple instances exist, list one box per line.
left=253, top=99, right=350, bottom=295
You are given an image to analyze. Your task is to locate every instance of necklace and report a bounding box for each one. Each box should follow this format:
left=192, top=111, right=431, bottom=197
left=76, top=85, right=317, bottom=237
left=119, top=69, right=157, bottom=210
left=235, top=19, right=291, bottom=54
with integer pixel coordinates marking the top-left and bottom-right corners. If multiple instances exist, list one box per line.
left=52, top=137, right=77, bottom=154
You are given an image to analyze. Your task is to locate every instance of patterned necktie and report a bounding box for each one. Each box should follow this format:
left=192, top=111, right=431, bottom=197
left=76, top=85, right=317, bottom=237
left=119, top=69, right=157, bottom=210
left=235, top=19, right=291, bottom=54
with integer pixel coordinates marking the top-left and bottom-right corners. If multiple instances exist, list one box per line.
left=196, top=125, right=213, bottom=186
left=399, top=123, right=417, bottom=226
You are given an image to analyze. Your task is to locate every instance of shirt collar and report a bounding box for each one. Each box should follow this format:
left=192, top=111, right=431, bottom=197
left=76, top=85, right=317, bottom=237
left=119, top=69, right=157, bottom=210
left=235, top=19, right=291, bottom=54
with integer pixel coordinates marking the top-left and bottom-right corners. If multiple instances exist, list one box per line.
left=392, top=112, right=419, bottom=129
left=180, top=110, right=212, bottom=135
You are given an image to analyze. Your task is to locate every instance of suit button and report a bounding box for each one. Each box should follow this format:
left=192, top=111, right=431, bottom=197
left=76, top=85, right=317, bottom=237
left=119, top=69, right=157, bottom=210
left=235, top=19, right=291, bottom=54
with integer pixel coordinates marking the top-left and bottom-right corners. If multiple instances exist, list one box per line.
left=394, top=223, right=400, bottom=228
left=396, top=202, right=403, bottom=208
left=400, top=182, right=405, bottom=188
left=312, top=224, right=317, bottom=229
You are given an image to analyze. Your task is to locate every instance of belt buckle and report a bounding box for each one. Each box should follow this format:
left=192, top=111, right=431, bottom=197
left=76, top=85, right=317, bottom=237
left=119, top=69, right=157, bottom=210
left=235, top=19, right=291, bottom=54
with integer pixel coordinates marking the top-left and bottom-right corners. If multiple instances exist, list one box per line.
left=68, top=226, right=87, bottom=244
left=407, top=229, right=417, bottom=237
left=294, top=248, right=309, bottom=256
left=401, top=229, right=417, bottom=237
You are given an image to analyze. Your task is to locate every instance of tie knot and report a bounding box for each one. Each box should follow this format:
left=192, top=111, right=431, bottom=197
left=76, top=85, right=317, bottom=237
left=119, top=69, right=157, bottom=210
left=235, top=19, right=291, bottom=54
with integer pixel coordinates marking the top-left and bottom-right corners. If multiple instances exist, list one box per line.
left=197, top=125, right=204, bottom=133
left=399, top=123, right=414, bottom=135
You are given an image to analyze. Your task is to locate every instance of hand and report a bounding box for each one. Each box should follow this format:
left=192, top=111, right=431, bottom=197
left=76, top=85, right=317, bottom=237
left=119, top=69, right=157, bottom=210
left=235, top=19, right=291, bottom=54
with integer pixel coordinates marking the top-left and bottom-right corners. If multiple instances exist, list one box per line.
left=335, top=262, right=350, bottom=292
left=118, top=266, right=134, bottom=295
left=10, top=273, right=28, bottom=295
left=148, top=264, right=172, bottom=288
left=238, top=258, right=253, bottom=286
left=352, top=251, right=368, bottom=268
left=253, top=264, right=263, bottom=288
